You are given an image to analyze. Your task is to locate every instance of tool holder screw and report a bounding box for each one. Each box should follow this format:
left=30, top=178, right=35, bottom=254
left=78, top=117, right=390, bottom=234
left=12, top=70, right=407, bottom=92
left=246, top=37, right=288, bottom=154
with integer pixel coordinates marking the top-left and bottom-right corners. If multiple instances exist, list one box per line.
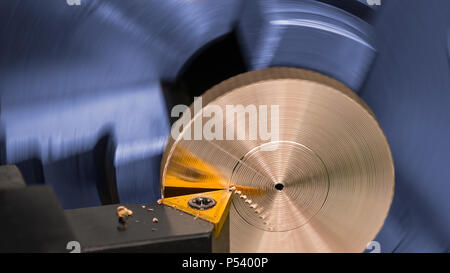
left=188, top=197, right=216, bottom=210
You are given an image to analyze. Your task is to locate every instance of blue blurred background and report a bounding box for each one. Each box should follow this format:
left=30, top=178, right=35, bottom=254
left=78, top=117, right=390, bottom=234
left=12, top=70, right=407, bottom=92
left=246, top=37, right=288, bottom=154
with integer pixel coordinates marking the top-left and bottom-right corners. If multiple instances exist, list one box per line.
left=0, top=0, right=449, bottom=252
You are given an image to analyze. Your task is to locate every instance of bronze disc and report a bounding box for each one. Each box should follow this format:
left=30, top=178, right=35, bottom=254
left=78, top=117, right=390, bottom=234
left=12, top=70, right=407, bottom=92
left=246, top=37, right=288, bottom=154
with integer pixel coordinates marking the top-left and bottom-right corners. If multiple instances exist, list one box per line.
left=161, top=67, right=394, bottom=252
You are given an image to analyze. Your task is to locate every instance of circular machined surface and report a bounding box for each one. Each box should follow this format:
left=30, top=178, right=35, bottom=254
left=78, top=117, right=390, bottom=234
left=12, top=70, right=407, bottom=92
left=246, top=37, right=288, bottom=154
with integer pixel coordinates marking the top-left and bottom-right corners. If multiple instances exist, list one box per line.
left=231, top=141, right=329, bottom=232
left=161, top=67, right=394, bottom=252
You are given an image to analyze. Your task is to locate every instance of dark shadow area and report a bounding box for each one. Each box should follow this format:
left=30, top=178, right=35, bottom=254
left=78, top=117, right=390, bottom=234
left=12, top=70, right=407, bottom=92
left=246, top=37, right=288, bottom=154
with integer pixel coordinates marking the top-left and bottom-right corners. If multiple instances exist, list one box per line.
left=162, top=31, right=247, bottom=124
left=0, top=120, right=6, bottom=165
left=163, top=187, right=223, bottom=199
left=15, top=158, right=46, bottom=185
left=93, top=134, right=119, bottom=205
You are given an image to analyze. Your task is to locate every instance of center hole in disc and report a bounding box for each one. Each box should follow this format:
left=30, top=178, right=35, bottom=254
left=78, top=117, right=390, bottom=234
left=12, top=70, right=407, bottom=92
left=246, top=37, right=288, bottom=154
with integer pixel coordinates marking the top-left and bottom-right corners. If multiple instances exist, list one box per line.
left=275, top=183, right=284, bottom=191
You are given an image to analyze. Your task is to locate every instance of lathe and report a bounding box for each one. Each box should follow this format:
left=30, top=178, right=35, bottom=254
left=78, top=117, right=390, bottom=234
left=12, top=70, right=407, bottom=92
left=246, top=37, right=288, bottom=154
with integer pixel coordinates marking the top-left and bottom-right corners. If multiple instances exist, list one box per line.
left=1, top=0, right=449, bottom=253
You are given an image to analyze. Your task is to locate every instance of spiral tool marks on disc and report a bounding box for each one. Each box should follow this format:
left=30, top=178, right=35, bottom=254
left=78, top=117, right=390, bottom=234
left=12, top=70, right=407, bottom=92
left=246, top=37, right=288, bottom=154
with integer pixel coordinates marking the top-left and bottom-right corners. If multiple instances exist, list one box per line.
left=161, top=67, right=394, bottom=252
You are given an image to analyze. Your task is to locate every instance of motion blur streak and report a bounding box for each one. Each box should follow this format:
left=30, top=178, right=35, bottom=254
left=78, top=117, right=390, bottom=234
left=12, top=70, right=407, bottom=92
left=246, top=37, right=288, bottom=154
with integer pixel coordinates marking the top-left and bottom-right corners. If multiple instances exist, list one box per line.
left=361, top=0, right=450, bottom=252
left=1, top=0, right=450, bottom=252
left=0, top=0, right=241, bottom=208
left=237, top=0, right=376, bottom=91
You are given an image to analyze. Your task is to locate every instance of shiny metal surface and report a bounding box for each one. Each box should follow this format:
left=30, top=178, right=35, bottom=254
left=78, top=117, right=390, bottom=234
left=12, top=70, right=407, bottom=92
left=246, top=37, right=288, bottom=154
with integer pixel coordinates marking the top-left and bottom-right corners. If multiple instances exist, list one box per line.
left=161, top=67, right=394, bottom=252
